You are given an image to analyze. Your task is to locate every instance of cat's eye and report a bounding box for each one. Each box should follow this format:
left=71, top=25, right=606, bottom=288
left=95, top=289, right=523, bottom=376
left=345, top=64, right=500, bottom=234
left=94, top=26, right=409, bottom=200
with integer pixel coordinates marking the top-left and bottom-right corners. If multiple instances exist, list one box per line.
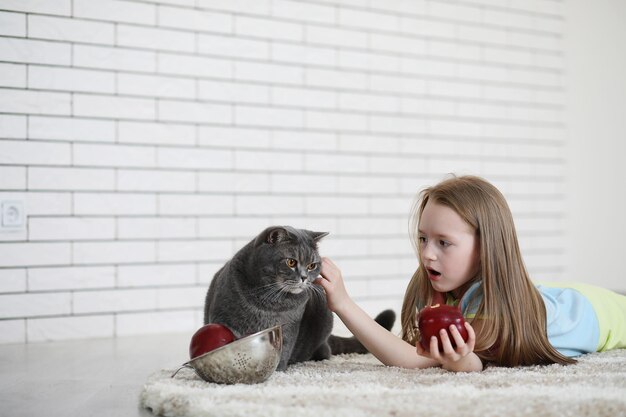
left=307, top=263, right=317, bottom=271
left=286, top=259, right=297, bottom=268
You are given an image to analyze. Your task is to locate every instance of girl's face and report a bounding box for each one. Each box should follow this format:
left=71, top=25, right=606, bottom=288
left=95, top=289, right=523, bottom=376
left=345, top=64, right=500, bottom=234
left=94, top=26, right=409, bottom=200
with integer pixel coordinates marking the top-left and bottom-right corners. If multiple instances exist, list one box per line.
left=418, top=200, right=480, bottom=298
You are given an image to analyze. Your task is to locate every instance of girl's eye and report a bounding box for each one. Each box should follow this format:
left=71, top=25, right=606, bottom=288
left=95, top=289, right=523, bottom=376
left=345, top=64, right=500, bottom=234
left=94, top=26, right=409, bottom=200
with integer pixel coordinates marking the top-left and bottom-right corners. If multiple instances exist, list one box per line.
left=439, top=240, right=450, bottom=247
left=286, top=259, right=297, bottom=268
left=307, top=263, right=317, bottom=271
left=418, top=236, right=427, bottom=244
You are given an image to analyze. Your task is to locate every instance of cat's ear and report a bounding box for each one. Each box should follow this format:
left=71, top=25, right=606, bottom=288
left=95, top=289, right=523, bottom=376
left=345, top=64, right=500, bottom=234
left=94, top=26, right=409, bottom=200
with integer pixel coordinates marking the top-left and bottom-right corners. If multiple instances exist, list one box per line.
left=264, top=227, right=290, bottom=244
left=311, top=231, right=329, bottom=242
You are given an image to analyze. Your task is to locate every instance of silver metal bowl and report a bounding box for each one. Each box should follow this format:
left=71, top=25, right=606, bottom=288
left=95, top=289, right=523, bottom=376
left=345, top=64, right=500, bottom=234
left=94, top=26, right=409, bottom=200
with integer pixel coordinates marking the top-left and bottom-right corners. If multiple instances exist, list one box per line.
left=171, top=324, right=283, bottom=384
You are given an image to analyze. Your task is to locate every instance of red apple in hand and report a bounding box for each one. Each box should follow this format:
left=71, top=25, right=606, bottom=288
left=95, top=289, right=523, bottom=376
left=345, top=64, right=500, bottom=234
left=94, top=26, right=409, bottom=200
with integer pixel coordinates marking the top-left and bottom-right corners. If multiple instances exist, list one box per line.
left=418, top=304, right=468, bottom=352
left=189, top=323, right=236, bottom=359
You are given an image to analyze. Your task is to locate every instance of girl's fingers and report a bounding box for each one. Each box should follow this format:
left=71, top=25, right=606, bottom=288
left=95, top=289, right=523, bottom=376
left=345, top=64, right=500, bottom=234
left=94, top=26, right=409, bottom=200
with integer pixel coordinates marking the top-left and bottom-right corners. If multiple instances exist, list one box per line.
left=320, top=258, right=337, bottom=281
left=464, top=321, right=476, bottom=350
left=439, top=329, right=456, bottom=356
left=429, top=336, right=441, bottom=360
left=449, top=324, right=466, bottom=348
left=416, top=341, right=428, bottom=357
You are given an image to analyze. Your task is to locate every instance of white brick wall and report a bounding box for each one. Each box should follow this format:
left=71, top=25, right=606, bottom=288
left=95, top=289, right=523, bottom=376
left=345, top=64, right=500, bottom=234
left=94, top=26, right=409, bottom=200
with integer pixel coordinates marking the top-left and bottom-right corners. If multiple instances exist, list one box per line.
left=0, top=0, right=567, bottom=343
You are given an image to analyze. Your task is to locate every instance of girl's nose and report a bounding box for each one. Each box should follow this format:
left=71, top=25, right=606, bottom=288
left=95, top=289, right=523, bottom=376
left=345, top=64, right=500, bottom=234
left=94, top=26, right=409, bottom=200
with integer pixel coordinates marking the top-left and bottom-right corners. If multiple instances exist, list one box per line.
left=422, top=243, right=437, bottom=261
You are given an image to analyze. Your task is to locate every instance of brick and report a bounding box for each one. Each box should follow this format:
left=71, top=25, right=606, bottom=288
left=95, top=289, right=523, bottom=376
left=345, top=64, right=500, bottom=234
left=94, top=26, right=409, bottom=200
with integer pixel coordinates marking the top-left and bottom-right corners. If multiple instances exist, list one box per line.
left=29, top=116, right=115, bottom=142
left=27, top=315, right=114, bottom=342
left=0, top=88, right=71, bottom=115
left=158, top=194, right=234, bottom=215
left=158, top=99, right=232, bottom=124
left=73, top=288, right=157, bottom=314
left=235, top=149, right=303, bottom=172
left=0, top=320, right=25, bottom=344
left=271, top=173, right=336, bottom=194
left=28, top=66, right=115, bottom=93
left=271, top=42, right=337, bottom=66
left=157, top=239, right=233, bottom=262
left=117, top=169, right=195, bottom=192
left=29, top=167, right=115, bottom=191
left=73, top=241, right=156, bottom=264
left=74, top=143, right=156, bottom=168
left=306, top=25, right=368, bottom=48
left=338, top=91, right=399, bottom=113
left=0, top=292, right=71, bottom=318
left=118, top=263, right=196, bottom=287
left=28, top=266, right=115, bottom=291
left=197, top=171, right=271, bottom=193
left=236, top=195, right=304, bottom=215
left=0, top=191, right=72, bottom=216
left=235, top=61, right=302, bottom=85
left=157, top=146, right=232, bottom=170
left=235, top=105, right=303, bottom=128
left=118, top=73, right=195, bottom=99
left=28, top=15, right=115, bottom=44
left=0, top=140, right=71, bottom=166
left=74, top=0, right=155, bottom=24
left=235, top=16, right=303, bottom=41
left=272, top=86, right=336, bottom=110
left=271, top=131, right=337, bottom=151
left=306, top=67, right=367, bottom=90
left=370, top=115, right=427, bottom=135
left=74, top=44, right=156, bottom=72
left=0, top=114, right=26, bottom=138
left=339, top=8, right=399, bottom=32
left=29, top=217, right=115, bottom=241
left=118, top=121, right=195, bottom=145
left=158, top=53, right=231, bottom=78
left=305, top=196, right=368, bottom=215
left=0, top=37, right=70, bottom=65
left=157, top=286, right=204, bottom=309
left=198, top=33, right=269, bottom=59
left=198, top=80, right=270, bottom=104
left=0, top=0, right=71, bottom=16
left=74, top=94, right=155, bottom=120
left=197, top=217, right=272, bottom=239
left=118, top=24, right=195, bottom=52
left=0, top=166, right=26, bottom=189
left=272, top=0, right=336, bottom=24
left=0, top=268, right=26, bottom=292
left=306, top=110, right=367, bottom=131
left=158, top=6, right=231, bottom=33
left=0, top=11, right=26, bottom=37
left=118, top=217, right=196, bottom=239
left=304, top=152, right=368, bottom=174
left=197, top=0, right=271, bottom=15
left=74, top=193, right=156, bottom=215
left=116, top=310, right=196, bottom=336
left=198, top=126, right=271, bottom=148
left=400, top=17, right=456, bottom=38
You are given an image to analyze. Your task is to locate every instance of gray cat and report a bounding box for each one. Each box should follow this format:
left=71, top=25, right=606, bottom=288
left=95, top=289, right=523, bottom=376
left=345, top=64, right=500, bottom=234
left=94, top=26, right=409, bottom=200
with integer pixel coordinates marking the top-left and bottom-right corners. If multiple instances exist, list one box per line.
left=204, top=226, right=395, bottom=370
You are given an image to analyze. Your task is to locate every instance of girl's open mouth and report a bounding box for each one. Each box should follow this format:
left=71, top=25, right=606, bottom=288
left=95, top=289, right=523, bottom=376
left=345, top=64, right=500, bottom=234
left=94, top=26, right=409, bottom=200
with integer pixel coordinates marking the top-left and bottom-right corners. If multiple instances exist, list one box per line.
left=427, top=268, right=441, bottom=281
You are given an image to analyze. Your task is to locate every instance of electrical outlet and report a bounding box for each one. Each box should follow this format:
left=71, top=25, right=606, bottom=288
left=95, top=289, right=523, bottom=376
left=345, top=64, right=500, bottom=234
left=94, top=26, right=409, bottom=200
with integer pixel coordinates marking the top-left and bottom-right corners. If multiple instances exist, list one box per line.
left=1, top=200, right=25, bottom=231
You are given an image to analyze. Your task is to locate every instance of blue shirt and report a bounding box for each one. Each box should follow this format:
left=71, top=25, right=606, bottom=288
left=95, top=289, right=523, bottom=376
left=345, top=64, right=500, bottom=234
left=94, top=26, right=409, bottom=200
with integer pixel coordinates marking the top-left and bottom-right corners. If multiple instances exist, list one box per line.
left=455, top=281, right=600, bottom=357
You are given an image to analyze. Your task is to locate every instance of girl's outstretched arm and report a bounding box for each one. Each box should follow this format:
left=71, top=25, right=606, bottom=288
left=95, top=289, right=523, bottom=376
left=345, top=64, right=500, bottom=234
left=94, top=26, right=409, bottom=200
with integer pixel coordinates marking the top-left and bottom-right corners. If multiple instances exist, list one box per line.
left=316, top=257, right=438, bottom=369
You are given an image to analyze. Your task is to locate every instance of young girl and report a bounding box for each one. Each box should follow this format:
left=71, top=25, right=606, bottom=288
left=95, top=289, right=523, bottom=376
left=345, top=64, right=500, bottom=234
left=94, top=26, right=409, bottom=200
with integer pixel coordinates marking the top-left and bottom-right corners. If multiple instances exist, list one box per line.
left=316, top=175, right=626, bottom=372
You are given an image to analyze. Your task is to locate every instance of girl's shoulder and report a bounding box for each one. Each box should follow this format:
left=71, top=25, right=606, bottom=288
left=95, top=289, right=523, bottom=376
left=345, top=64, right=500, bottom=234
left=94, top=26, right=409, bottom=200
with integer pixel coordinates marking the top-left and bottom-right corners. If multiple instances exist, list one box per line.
left=458, top=280, right=483, bottom=318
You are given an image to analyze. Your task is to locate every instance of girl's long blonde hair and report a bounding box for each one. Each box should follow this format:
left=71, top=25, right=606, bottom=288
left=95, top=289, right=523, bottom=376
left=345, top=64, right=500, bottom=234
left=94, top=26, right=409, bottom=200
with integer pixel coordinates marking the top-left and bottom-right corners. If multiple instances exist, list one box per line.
left=401, top=175, right=575, bottom=366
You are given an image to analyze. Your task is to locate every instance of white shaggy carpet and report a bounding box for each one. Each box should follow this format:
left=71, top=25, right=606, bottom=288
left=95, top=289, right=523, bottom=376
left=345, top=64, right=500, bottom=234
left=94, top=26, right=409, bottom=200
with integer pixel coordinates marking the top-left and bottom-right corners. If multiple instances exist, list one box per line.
left=141, top=350, right=626, bottom=417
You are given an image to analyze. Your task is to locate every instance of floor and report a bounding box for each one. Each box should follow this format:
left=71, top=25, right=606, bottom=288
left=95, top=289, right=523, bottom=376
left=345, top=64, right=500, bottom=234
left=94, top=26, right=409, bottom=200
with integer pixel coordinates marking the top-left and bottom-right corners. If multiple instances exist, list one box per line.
left=0, top=333, right=189, bottom=417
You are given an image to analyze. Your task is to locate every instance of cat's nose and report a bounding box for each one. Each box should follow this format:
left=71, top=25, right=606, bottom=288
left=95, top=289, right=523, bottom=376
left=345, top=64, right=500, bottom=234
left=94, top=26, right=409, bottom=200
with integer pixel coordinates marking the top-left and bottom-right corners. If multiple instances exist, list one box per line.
left=301, top=275, right=308, bottom=282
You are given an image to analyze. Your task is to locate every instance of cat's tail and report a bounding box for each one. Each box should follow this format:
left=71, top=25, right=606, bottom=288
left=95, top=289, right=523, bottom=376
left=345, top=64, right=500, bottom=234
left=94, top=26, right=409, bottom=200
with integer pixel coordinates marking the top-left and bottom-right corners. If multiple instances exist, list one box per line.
left=328, top=309, right=396, bottom=355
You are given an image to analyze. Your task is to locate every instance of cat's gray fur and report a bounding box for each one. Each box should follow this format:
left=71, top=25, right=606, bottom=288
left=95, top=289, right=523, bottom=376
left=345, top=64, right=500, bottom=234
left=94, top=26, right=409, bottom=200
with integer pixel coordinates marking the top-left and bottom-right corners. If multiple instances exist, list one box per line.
left=204, top=226, right=395, bottom=370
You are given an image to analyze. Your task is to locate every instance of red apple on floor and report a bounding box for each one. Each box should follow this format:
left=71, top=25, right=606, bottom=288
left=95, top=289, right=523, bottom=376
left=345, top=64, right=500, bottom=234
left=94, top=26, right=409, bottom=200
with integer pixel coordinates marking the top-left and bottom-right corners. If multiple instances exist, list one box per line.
left=189, top=323, right=236, bottom=359
left=418, top=304, right=468, bottom=352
